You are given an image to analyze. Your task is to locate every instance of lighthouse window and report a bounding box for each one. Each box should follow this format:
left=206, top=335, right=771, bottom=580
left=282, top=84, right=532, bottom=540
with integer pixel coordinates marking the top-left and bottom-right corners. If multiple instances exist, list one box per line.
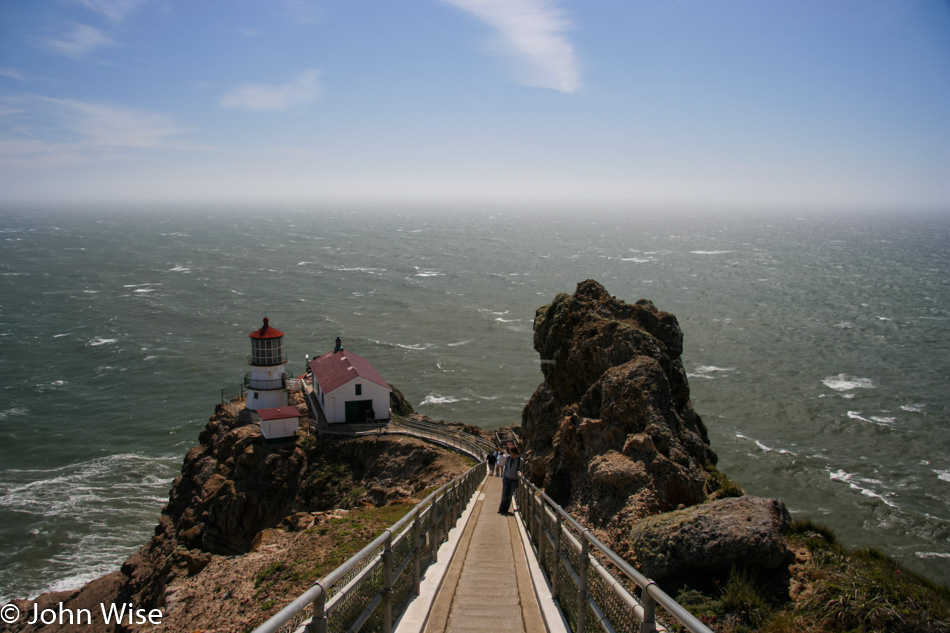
left=355, top=384, right=362, bottom=396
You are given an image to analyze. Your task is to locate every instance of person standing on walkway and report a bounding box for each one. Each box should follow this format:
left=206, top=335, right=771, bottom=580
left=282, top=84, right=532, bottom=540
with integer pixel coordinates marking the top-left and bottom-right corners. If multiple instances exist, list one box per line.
left=487, top=449, right=497, bottom=476
left=495, top=450, right=506, bottom=477
left=498, top=446, right=523, bottom=515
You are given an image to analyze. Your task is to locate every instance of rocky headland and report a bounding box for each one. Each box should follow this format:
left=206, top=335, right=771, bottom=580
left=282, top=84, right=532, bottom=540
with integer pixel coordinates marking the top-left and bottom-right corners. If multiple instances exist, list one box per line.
left=8, top=400, right=475, bottom=633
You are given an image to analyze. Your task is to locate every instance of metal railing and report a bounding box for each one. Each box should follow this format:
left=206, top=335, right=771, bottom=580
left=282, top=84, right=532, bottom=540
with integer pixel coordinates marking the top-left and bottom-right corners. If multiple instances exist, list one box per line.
left=245, top=374, right=287, bottom=390
left=389, top=414, right=495, bottom=460
left=221, top=382, right=246, bottom=404
left=252, top=461, right=487, bottom=633
left=516, top=478, right=714, bottom=633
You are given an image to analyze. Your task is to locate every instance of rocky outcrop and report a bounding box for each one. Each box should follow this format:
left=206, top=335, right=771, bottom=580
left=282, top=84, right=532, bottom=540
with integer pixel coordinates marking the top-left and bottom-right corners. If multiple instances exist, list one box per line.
left=627, top=496, right=792, bottom=580
left=522, top=280, right=717, bottom=534
left=522, top=280, right=790, bottom=578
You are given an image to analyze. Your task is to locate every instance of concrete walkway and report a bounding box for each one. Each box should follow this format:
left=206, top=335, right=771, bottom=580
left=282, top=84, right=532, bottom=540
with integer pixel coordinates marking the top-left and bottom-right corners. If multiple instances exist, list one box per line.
left=422, top=476, right=546, bottom=633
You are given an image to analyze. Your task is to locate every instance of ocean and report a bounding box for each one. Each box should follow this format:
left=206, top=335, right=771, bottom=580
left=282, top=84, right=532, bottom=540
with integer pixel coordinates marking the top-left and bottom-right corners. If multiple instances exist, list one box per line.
left=1, top=205, right=948, bottom=602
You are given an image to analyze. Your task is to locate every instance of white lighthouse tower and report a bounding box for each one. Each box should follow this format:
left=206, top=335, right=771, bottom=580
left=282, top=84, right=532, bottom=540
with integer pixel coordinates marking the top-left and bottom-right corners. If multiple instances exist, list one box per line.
left=245, top=317, right=289, bottom=411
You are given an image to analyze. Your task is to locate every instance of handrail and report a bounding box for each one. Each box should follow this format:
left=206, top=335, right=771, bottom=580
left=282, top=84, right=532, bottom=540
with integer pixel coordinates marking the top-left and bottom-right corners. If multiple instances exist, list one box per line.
left=253, top=417, right=712, bottom=633
left=252, top=441, right=487, bottom=633
left=389, top=414, right=494, bottom=459
left=516, top=477, right=714, bottom=633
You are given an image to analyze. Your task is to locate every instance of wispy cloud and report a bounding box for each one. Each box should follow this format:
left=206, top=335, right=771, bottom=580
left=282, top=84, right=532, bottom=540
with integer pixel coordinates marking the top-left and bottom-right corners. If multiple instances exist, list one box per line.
left=73, top=0, right=150, bottom=23
left=0, top=97, right=201, bottom=169
left=280, top=0, right=323, bottom=25
left=43, top=23, right=116, bottom=59
left=45, top=98, right=195, bottom=148
left=439, top=0, right=579, bottom=93
left=219, top=70, right=321, bottom=112
left=0, top=68, right=26, bottom=81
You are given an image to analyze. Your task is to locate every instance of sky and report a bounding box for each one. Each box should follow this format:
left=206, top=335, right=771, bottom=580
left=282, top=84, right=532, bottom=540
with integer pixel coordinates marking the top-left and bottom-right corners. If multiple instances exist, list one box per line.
left=1, top=0, right=949, bottom=211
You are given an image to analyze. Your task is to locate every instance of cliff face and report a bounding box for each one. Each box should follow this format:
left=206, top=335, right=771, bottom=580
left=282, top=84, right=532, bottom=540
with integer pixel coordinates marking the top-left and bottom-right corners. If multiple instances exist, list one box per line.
left=522, top=280, right=720, bottom=541
left=10, top=408, right=470, bottom=632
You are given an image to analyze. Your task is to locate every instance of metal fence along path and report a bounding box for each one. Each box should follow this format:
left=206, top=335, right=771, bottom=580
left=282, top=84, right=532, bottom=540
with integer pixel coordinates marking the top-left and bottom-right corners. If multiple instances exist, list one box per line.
left=252, top=420, right=714, bottom=633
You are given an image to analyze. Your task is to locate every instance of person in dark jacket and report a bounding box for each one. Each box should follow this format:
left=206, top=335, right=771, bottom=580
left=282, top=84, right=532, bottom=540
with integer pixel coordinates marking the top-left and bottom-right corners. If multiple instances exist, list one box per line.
left=498, top=446, right=523, bottom=515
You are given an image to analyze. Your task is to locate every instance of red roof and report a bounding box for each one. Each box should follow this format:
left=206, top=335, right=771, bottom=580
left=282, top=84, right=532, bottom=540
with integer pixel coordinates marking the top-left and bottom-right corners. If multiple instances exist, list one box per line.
left=257, top=406, right=300, bottom=420
left=309, top=350, right=390, bottom=394
left=249, top=317, right=284, bottom=339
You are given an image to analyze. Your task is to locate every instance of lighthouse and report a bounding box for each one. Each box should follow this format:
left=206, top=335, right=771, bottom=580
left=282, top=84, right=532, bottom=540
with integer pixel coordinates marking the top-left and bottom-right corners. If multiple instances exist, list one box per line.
left=245, top=317, right=289, bottom=411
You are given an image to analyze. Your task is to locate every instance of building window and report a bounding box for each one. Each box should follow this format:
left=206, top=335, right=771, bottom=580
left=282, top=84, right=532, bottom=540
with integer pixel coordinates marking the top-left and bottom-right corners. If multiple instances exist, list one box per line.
left=355, top=383, right=362, bottom=396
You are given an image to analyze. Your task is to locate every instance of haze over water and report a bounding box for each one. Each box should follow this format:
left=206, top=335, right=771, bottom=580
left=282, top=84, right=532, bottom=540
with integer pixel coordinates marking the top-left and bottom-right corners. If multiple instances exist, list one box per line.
left=1, top=206, right=948, bottom=602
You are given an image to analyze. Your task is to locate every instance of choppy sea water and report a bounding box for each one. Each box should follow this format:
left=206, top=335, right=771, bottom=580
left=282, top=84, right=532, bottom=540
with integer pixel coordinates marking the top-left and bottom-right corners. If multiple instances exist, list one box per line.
left=1, top=205, right=948, bottom=601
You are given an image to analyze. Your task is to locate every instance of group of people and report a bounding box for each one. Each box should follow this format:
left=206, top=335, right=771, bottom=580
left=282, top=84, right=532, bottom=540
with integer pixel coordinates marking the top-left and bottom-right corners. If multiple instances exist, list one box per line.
left=487, top=446, right=523, bottom=515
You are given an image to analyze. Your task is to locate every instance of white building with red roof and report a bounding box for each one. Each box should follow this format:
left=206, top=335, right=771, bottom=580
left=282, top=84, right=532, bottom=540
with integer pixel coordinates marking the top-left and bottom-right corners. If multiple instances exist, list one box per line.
left=309, top=339, right=391, bottom=424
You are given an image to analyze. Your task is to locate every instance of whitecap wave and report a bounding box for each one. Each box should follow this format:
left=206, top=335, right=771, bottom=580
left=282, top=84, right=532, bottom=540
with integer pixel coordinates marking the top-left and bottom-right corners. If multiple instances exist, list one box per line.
left=168, top=265, right=191, bottom=272
left=690, top=250, right=733, bottom=255
left=829, top=469, right=898, bottom=507
left=396, top=342, right=434, bottom=350
left=0, top=407, right=29, bottom=420
left=901, top=403, right=926, bottom=413
left=0, top=453, right=177, bottom=518
left=688, top=366, right=736, bottom=379
left=447, top=340, right=471, bottom=347
left=847, top=411, right=895, bottom=427
left=917, top=552, right=950, bottom=559
left=736, top=433, right=795, bottom=455
left=935, top=469, right=950, bottom=483
left=88, top=338, right=118, bottom=346
left=419, top=395, right=461, bottom=406
left=822, top=374, right=876, bottom=391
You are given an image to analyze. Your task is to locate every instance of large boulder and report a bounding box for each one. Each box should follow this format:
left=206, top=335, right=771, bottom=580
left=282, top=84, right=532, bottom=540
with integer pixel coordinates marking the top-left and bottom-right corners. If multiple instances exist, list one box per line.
left=627, top=496, right=792, bottom=580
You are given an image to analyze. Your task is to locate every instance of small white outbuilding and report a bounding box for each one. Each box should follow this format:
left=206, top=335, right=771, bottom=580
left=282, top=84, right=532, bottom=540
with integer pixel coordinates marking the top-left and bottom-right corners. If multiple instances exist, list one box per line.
left=257, top=406, right=301, bottom=441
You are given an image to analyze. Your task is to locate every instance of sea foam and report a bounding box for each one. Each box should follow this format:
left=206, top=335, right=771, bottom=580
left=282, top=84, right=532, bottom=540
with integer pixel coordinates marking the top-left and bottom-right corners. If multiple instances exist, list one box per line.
left=822, top=374, right=876, bottom=391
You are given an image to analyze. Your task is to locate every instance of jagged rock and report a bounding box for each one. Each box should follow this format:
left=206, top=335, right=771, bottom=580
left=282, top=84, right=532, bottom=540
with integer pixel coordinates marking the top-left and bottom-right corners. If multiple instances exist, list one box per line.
left=522, top=280, right=717, bottom=542
left=627, top=496, right=792, bottom=580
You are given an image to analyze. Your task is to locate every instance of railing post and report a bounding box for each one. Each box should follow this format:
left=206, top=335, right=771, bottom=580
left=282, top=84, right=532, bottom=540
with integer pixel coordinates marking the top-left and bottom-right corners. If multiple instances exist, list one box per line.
left=412, top=513, right=422, bottom=596
left=577, top=535, right=589, bottom=633
left=552, top=512, right=561, bottom=602
left=639, top=583, right=658, bottom=633
left=383, top=532, right=393, bottom=633
left=536, top=490, right=546, bottom=567
left=443, top=491, right=452, bottom=538
left=429, top=498, right=442, bottom=563
left=306, top=588, right=327, bottom=633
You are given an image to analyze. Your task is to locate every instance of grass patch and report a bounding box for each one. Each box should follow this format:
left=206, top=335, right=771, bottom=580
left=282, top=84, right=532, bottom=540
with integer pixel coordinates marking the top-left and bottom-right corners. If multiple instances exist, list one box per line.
left=254, top=562, right=286, bottom=588
left=668, top=517, right=950, bottom=633
left=797, top=540, right=950, bottom=632
left=704, top=464, right=745, bottom=498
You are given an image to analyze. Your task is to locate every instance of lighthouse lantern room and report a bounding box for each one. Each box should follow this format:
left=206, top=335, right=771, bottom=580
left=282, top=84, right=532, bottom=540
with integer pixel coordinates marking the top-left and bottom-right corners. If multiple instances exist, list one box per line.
left=245, top=317, right=289, bottom=411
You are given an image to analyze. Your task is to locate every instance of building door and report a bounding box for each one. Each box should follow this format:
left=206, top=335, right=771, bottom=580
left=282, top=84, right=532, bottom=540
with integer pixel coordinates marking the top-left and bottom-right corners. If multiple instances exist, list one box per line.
left=345, top=399, right=375, bottom=423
